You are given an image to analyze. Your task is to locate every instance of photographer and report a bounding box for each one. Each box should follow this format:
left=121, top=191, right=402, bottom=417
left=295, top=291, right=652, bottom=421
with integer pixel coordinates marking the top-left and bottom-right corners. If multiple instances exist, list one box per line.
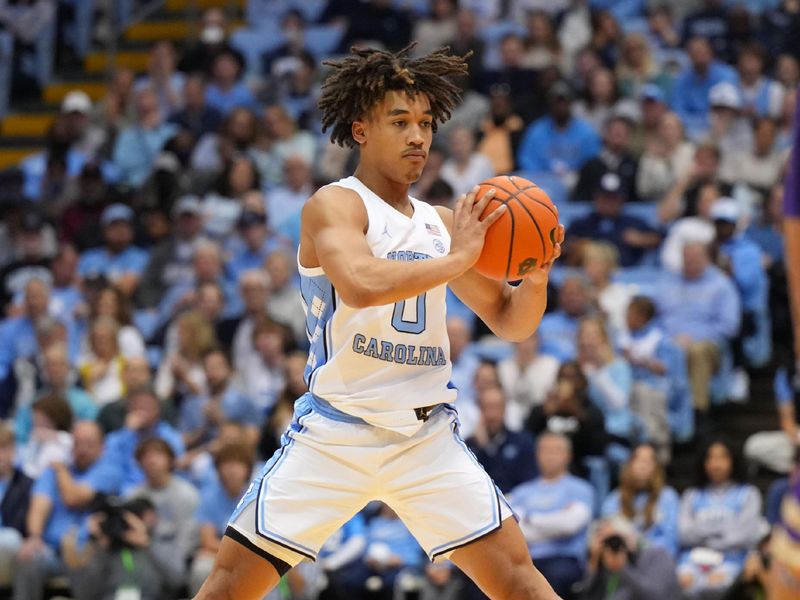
left=576, top=517, right=681, bottom=600
left=63, top=496, right=186, bottom=600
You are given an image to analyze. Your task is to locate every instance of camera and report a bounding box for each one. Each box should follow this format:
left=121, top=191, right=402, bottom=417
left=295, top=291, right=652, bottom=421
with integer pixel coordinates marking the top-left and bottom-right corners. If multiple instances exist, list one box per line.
left=602, top=534, right=628, bottom=553
left=90, top=494, right=153, bottom=549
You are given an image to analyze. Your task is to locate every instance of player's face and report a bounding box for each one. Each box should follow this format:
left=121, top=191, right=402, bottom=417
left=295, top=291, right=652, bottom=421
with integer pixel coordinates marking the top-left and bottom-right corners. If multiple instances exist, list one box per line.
left=356, top=90, right=434, bottom=183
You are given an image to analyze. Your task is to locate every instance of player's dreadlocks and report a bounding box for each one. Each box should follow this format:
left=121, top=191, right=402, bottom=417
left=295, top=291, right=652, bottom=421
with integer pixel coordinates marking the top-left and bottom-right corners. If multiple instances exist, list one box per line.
left=319, top=43, right=471, bottom=148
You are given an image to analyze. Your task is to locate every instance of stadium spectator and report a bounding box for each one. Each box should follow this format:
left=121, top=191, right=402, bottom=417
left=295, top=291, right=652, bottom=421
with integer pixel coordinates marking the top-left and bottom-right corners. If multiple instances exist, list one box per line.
left=205, top=49, right=257, bottom=116
left=47, top=243, right=82, bottom=322
left=63, top=495, right=184, bottom=600
left=567, top=173, right=662, bottom=267
left=660, top=181, right=720, bottom=273
left=95, top=355, right=152, bottom=435
left=478, top=90, right=526, bottom=175
left=60, top=90, right=106, bottom=160
left=244, top=314, right=291, bottom=413
left=572, top=115, right=639, bottom=204
left=577, top=316, right=636, bottom=458
left=128, top=438, right=199, bottom=574
left=734, top=43, right=784, bottom=119
left=538, top=276, right=591, bottom=362
left=707, top=81, right=754, bottom=157
left=137, top=194, right=206, bottom=309
left=264, top=250, right=306, bottom=345
left=0, top=210, right=55, bottom=312
left=636, top=111, right=695, bottom=203
left=78, top=204, right=148, bottom=296
left=466, top=385, right=537, bottom=494
left=157, top=240, right=239, bottom=326
left=677, top=438, right=764, bottom=598
left=631, top=83, right=669, bottom=155
left=14, top=342, right=96, bottom=444
left=521, top=10, right=566, bottom=72
left=601, top=443, right=680, bottom=557
left=582, top=241, right=636, bottom=337
left=710, top=198, right=770, bottom=374
left=202, top=155, right=261, bottom=240
left=91, top=68, right=137, bottom=151
left=179, top=348, right=259, bottom=455
left=13, top=421, right=119, bottom=600
left=720, top=116, right=786, bottom=193
left=257, top=104, right=316, bottom=186
left=498, top=331, right=560, bottom=427
left=188, top=442, right=254, bottom=596
left=102, top=386, right=184, bottom=494
left=671, top=37, right=736, bottom=139
left=222, top=269, right=269, bottom=375
left=0, top=278, right=53, bottom=412
left=616, top=33, right=669, bottom=101
left=266, top=154, right=314, bottom=234
left=439, top=126, right=495, bottom=200
left=191, top=106, right=259, bottom=176
left=658, top=242, right=740, bottom=415
left=681, top=0, right=729, bottom=61
left=577, top=516, right=682, bottom=600
left=0, top=424, right=32, bottom=586
left=168, top=73, right=223, bottom=141
left=155, top=310, right=215, bottom=403
left=411, top=0, right=458, bottom=59
left=77, top=317, right=126, bottom=407
left=658, top=141, right=726, bottom=224
left=509, top=432, right=594, bottom=598
left=526, top=362, right=607, bottom=474
left=227, top=208, right=283, bottom=282
left=352, top=503, right=424, bottom=600
left=573, top=68, right=628, bottom=133
left=112, top=88, right=178, bottom=187
left=79, top=284, right=145, bottom=358
left=178, top=8, right=243, bottom=75
left=517, top=81, right=601, bottom=188
left=135, top=40, right=185, bottom=117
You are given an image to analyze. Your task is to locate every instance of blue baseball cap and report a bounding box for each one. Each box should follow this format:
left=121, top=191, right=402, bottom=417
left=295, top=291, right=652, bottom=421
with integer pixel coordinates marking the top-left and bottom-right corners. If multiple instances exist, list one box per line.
left=100, top=203, right=135, bottom=226
left=640, top=83, right=665, bottom=104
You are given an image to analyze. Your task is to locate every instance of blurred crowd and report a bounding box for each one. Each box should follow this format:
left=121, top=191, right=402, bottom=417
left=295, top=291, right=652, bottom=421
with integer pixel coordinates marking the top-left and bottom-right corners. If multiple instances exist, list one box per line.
left=0, top=0, right=799, bottom=599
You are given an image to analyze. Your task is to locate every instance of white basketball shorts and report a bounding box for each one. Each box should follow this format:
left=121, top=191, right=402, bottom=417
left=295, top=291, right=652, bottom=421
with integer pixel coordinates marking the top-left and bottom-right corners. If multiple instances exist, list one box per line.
left=227, top=392, right=514, bottom=567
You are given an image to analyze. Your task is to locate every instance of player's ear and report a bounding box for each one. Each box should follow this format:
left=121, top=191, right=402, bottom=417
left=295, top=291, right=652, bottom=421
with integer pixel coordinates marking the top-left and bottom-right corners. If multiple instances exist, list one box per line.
left=352, top=120, right=367, bottom=145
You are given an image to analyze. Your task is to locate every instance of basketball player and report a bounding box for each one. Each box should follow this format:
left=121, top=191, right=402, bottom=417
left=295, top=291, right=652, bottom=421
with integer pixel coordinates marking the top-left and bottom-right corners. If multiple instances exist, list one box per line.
left=194, top=45, right=564, bottom=600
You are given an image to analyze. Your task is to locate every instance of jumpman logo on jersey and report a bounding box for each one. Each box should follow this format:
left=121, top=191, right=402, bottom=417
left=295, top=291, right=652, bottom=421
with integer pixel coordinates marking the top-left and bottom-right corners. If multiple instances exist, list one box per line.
left=382, top=223, right=392, bottom=238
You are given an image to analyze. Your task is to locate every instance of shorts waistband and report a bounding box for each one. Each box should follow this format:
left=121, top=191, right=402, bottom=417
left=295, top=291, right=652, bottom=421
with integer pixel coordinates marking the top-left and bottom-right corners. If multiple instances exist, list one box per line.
left=306, top=393, right=445, bottom=425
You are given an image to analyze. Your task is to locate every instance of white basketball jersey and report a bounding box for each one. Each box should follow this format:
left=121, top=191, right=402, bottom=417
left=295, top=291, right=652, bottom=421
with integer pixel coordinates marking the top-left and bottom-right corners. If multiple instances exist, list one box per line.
left=297, top=176, right=456, bottom=437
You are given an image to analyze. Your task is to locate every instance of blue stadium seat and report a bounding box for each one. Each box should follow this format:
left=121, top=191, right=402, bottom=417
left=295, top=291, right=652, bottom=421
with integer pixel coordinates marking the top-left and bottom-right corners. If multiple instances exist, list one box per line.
left=304, top=24, right=345, bottom=58
left=557, top=202, right=591, bottom=229
left=622, top=202, right=660, bottom=227
left=230, top=27, right=286, bottom=75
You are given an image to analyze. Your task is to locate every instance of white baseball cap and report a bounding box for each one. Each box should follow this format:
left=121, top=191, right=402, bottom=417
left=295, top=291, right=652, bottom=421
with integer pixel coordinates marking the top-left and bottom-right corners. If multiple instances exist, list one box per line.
left=61, top=90, right=92, bottom=115
left=709, top=82, right=741, bottom=110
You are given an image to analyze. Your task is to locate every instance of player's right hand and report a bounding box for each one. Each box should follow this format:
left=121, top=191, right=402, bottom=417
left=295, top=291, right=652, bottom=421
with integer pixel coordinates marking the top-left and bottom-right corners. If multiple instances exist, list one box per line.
left=449, top=186, right=506, bottom=270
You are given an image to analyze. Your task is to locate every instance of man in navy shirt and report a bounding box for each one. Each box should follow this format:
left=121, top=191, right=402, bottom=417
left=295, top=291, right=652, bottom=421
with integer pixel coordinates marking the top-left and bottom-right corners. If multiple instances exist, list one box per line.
left=567, top=173, right=662, bottom=266
left=466, top=385, right=537, bottom=494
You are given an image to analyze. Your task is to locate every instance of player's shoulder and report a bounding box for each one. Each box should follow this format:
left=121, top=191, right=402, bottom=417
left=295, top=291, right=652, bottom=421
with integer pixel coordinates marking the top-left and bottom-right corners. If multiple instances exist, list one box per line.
left=302, top=182, right=367, bottom=226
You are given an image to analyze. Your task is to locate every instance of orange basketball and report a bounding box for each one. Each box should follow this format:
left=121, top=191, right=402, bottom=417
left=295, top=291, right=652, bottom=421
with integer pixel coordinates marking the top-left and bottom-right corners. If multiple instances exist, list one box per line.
left=473, top=175, right=560, bottom=281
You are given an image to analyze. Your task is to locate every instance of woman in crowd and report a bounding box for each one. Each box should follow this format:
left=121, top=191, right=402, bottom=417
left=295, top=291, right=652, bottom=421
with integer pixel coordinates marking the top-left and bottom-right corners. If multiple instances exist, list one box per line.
left=19, top=393, right=73, bottom=479
left=78, top=316, right=127, bottom=406
left=678, top=438, right=764, bottom=599
left=155, top=310, right=215, bottom=403
left=602, top=443, right=680, bottom=557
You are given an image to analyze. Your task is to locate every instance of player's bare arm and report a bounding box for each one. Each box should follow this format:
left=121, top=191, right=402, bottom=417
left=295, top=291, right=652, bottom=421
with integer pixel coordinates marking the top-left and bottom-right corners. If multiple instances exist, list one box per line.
left=299, top=183, right=506, bottom=308
left=436, top=197, right=565, bottom=342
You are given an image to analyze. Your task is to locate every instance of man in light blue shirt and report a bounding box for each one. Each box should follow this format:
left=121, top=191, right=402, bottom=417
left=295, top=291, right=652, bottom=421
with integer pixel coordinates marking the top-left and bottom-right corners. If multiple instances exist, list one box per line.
left=112, top=87, right=178, bottom=187
left=13, top=421, right=122, bottom=600
left=671, top=37, right=737, bottom=139
left=517, top=81, right=601, bottom=182
left=508, top=432, right=594, bottom=599
left=657, top=242, right=740, bottom=413
left=205, top=50, right=259, bottom=116
left=102, top=387, right=185, bottom=494
left=77, top=204, right=149, bottom=296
